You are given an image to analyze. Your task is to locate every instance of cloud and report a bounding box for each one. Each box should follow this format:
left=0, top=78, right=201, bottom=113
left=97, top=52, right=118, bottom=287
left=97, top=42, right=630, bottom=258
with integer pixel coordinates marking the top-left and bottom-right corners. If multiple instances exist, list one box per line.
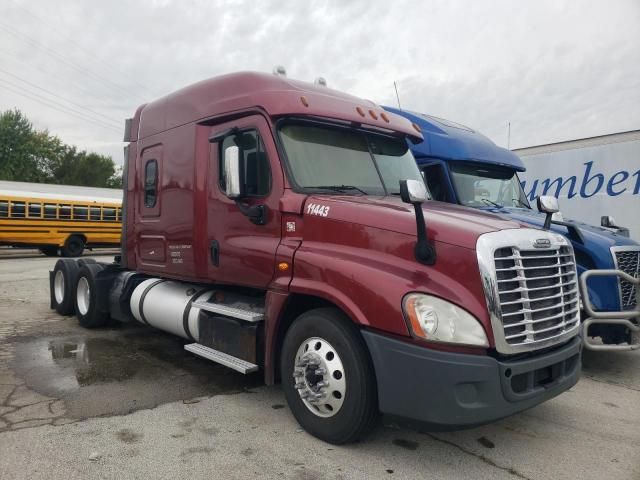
left=1, top=0, right=638, bottom=164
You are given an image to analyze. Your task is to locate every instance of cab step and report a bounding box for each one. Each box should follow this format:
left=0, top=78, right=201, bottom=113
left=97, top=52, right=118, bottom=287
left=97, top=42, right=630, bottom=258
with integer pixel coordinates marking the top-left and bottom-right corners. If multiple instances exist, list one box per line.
left=184, top=343, right=259, bottom=374
left=191, top=300, right=264, bottom=323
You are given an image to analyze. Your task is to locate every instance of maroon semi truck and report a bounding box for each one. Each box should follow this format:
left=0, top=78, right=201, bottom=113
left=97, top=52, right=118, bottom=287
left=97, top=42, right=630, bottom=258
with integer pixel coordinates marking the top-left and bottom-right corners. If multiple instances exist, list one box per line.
left=49, top=72, right=581, bottom=444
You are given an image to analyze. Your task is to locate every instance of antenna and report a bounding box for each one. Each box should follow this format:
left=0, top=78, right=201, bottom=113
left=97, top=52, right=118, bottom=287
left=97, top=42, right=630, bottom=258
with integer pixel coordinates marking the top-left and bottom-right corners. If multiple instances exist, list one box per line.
left=393, top=81, right=402, bottom=110
left=314, top=77, right=327, bottom=87
left=508, top=122, right=511, bottom=149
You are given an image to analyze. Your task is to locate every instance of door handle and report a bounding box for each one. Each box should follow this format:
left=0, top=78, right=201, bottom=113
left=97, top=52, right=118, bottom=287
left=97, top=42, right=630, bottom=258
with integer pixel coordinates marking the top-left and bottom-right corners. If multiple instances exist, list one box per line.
left=210, top=240, right=219, bottom=266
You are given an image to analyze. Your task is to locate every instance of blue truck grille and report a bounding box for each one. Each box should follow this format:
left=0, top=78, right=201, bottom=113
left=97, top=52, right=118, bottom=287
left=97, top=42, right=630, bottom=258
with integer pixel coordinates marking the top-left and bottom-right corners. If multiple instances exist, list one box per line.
left=494, top=246, right=580, bottom=347
left=612, top=248, right=640, bottom=309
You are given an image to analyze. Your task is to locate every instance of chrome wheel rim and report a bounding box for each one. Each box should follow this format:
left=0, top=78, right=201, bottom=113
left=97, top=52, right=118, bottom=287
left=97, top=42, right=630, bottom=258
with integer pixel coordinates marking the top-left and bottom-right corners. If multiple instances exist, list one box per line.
left=76, top=277, right=90, bottom=315
left=293, top=337, right=346, bottom=418
left=54, top=270, right=65, bottom=304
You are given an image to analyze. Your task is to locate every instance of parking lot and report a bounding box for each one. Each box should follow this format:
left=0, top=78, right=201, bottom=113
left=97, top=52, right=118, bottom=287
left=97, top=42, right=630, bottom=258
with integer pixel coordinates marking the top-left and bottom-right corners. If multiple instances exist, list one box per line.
left=0, top=252, right=638, bottom=480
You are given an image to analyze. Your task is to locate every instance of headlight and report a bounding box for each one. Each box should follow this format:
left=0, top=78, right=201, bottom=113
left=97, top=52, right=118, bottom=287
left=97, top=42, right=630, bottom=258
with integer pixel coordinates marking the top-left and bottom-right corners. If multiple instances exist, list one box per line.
left=403, top=293, right=489, bottom=347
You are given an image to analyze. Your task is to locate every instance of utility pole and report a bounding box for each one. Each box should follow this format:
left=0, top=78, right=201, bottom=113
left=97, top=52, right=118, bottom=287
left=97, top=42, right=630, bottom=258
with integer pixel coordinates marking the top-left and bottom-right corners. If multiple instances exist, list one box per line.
left=394, top=81, right=402, bottom=110
left=507, top=122, right=511, bottom=149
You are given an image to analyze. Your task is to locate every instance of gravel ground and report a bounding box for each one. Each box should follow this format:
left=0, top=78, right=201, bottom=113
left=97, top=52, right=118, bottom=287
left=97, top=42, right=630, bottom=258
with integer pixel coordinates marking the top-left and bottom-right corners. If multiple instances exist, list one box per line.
left=0, top=252, right=638, bottom=480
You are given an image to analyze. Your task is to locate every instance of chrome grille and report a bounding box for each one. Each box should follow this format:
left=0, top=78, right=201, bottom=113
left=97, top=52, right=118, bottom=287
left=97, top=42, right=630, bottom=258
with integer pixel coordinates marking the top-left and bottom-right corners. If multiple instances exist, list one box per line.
left=612, top=247, right=640, bottom=309
left=477, top=229, right=581, bottom=354
left=494, top=246, right=580, bottom=347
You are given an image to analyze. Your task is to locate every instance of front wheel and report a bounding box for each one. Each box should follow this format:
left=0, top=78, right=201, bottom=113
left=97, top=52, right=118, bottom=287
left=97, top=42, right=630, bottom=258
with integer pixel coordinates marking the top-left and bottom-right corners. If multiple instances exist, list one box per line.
left=280, top=308, right=378, bottom=444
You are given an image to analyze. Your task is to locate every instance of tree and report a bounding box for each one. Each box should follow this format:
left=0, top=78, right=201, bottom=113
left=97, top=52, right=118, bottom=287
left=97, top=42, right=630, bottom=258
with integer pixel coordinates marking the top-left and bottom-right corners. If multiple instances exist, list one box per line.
left=0, top=108, right=122, bottom=188
left=0, top=109, right=44, bottom=182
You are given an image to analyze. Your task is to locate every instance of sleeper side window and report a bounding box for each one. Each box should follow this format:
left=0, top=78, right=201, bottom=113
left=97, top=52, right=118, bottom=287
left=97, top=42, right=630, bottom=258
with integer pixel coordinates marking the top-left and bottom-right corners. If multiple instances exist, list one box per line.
left=144, top=159, right=158, bottom=208
left=219, top=130, right=271, bottom=197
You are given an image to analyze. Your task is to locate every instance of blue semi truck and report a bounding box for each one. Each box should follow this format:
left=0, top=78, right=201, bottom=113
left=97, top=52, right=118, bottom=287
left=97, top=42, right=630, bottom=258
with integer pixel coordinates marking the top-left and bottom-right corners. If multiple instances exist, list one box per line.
left=386, top=107, right=639, bottom=350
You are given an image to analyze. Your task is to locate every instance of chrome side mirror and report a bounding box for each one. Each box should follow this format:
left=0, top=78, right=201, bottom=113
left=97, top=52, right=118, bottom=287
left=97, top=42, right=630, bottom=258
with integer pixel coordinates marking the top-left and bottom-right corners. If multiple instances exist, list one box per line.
left=400, top=179, right=428, bottom=204
left=224, top=145, right=243, bottom=198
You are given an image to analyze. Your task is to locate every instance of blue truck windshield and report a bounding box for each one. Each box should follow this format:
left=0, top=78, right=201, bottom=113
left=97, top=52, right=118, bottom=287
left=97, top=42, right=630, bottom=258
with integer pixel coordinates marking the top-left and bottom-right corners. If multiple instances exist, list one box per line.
left=279, top=123, right=425, bottom=196
left=450, top=162, right=530, bottom=209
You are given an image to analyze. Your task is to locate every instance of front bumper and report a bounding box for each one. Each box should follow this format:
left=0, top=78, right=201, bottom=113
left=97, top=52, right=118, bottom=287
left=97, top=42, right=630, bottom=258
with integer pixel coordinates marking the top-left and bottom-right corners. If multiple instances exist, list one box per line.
left=362, top=331, right=581, bottom=431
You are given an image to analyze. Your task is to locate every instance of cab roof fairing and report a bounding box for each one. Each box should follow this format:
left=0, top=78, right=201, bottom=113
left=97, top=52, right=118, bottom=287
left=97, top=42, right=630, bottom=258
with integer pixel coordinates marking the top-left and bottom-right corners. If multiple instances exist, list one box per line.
left=132, top=72, right=423, bottom=143
left=384, top=107, right=526, bottom=172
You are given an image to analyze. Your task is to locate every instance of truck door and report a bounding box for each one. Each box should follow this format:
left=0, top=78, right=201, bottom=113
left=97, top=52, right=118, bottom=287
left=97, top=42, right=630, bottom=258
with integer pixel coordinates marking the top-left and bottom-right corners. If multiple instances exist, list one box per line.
left=206, top=115, right=283, bottom=288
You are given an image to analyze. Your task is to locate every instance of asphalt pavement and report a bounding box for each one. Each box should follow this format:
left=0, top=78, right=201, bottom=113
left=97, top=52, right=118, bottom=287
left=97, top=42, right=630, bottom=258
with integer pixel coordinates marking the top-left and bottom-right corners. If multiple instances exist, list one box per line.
left=0, top=251, right=638, bottom=479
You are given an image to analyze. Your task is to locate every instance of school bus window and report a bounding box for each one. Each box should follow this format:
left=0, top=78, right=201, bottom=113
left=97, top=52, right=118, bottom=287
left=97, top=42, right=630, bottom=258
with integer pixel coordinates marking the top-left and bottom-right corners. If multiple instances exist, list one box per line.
left=28, top=203, right=42, bottom=218
left=59, top=205, right=71, bottom=220
left=116, top=208, right=121, bottom=221
left=103, top=207, right=116, bottom=221
left=90, top=207, right=102, bottom=221
left=0, top=200, right=8, bottom=218
left=11, top=202, right=25, bottom=218
left=44, top=204, right=57, bottom=219
left=73, top=205, right=88, bottom=220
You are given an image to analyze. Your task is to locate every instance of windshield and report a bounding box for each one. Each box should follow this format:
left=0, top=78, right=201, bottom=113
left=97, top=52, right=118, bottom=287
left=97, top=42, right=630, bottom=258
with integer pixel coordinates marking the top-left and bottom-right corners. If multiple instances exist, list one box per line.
left=278, top=123, right=425, bottom=196
left=449, top=162, right=530, bottom=209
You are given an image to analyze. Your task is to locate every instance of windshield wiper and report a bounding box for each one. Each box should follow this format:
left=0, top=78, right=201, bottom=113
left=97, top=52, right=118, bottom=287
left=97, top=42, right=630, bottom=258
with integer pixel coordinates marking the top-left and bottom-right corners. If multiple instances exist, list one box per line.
left=512, top=198, right=531, bottom=209
left=307, top=185, right=368, bottom=195
left=481, top=198, right=503, bottom=208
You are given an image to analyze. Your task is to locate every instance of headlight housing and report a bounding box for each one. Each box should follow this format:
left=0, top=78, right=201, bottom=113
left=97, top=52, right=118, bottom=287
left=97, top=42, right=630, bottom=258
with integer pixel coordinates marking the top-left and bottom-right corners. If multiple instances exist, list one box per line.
left=402, top=293, right=489, bottom=347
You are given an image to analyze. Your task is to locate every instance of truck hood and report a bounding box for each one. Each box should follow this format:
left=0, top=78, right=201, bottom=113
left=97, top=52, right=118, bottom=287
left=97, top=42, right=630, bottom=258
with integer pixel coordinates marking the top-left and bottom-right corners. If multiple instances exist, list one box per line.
left=477, top=206, right=639, bottom=249
left=305, top=195, right=523, bottom=249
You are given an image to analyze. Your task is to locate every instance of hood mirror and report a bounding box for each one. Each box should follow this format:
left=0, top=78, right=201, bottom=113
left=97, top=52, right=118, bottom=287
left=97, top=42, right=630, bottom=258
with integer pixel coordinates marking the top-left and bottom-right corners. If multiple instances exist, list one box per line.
left=400, top=179, right=428, bottom=203
left=601, top=215, right=630, bottom=237
left=399, top=179, right=435, bottom=265
left=536, top=195, right=559, bottom=230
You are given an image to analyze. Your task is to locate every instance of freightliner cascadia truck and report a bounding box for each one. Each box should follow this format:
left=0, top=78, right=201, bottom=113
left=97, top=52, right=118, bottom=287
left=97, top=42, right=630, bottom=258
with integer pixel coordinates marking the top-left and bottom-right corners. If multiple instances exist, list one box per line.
left=49, top=72, right=582, bottom=444
left=387, top=107, right=640, bottom=351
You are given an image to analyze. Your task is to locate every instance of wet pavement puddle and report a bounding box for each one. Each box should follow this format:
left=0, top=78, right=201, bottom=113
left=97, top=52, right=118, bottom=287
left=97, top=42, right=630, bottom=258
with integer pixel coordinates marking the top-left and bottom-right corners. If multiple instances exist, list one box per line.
left=11, top=325, right=261, bottom=419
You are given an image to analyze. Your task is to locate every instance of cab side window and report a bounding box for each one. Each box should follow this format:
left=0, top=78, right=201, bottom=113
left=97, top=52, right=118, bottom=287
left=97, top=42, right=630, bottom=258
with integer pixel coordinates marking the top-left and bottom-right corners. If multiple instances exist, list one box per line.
left=219, top=130, right=271, bottom=196
left=422, top=164, right=453, bottom=202
left=144, top=159, right=158, bottom=207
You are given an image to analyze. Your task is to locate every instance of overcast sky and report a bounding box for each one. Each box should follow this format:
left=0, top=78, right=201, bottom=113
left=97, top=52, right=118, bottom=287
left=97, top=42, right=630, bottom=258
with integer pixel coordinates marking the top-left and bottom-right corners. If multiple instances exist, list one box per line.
left=1, top=0, right=639, bottom=165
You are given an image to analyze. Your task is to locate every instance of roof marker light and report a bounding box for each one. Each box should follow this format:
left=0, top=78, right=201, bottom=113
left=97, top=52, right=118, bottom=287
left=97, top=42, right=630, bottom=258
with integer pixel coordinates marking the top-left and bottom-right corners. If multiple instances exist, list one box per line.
left=356, top=106, right=366, bottom=117
left=412, top=122, right=422, bottom=133
left=369, top=110, right=378, bottom=120
left=300, top=96, right=309, bottom=107
left=380, top=112, right=390, bottom=123
left=272, top=65, right=287, bottom=77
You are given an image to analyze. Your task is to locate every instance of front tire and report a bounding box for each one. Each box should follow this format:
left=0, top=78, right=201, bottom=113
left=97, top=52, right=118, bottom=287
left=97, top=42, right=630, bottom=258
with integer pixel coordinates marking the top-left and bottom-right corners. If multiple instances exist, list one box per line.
left=280, top=308, right=378, bottom=444
left=74, top=263, right=110, bottom=328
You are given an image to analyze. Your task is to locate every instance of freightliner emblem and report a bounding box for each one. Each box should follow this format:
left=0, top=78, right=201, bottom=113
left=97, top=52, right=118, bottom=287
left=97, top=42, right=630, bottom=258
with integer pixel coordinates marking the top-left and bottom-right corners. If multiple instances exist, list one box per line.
left=534, top=238, right=552, bottom=248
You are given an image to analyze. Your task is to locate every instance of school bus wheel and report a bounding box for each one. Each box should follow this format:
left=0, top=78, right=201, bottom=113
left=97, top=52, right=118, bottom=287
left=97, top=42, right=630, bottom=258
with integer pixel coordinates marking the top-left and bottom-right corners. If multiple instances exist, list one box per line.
left=61, top=235, right=85, bottom=257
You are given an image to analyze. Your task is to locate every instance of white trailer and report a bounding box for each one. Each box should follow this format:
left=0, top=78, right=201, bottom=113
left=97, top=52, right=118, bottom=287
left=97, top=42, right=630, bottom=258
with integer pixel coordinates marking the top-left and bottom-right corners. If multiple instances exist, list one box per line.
left=515, top=130, right=640, bottom=240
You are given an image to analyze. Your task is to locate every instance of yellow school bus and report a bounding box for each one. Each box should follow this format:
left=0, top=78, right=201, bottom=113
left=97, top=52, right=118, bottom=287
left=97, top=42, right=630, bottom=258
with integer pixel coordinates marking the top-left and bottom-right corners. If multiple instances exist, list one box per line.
left=0, top=181, right=122, bottom=257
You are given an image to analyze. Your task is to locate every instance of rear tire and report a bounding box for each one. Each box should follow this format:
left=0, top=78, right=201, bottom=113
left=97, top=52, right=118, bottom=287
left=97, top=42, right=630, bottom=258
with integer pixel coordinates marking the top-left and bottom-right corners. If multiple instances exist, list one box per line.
left=74, top=263, right=110, bottom=328
left=52, top=259, right=80, bottom=315
left=280, top=308, right=378, bottom=444
left=40, top=246, right=59, bottom=257
left=61, top=235, right=85, bottom=257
